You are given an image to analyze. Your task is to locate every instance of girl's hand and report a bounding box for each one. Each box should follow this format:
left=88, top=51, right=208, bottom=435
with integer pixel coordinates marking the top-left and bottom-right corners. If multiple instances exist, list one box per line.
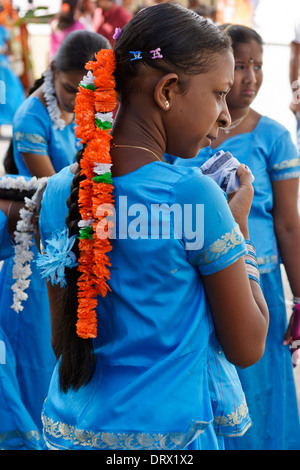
left=228, top=164, right=254, bottom=238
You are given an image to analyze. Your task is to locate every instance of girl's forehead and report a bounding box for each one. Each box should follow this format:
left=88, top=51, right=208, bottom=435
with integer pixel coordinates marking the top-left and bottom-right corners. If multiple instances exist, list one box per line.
left=234, top=40, right=263, bottom=60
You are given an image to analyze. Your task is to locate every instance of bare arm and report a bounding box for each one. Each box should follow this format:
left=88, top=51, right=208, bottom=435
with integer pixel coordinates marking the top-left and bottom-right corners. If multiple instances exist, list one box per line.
left=272, top=178, right=300, bottom=343
left=289, top=42, right=300, bottom=114
left=272, top=178, right=300, bottom=297
left=21, top=152, right=56, bottom=177
left=202, top=166, right=269, bottom=368
left=290, top=42, right=300, bottom=87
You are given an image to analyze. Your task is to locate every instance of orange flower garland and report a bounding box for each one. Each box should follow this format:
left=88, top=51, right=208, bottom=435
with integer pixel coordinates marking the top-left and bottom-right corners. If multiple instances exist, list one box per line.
left=74, top=49, right=117, bottom=339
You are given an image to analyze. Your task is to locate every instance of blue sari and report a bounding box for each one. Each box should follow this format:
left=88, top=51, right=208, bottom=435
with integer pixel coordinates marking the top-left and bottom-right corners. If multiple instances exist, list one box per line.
left=0, top=98, right=80, bottom=449
left=39, top=163, right=251, bottom=450
left=165, top=115, right=300, bottom=450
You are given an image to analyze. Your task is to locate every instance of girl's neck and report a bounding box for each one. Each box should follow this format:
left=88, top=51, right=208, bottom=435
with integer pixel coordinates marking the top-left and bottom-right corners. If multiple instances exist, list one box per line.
left=228, top=106, right=250, bottom=123
left=35, top=86, right=74, bottom=128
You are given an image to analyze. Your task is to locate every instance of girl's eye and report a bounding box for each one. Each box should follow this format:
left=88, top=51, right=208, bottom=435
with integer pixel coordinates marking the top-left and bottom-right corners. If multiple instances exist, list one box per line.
left=64, top=84, right=77, bottom=94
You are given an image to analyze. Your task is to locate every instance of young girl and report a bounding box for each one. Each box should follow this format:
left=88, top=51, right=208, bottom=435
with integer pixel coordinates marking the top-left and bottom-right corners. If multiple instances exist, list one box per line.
left=0, top=31, right=110, bottom=449
left=166, top=24, right=300, bottom=450
left=38, top=4, right=268, bottom=450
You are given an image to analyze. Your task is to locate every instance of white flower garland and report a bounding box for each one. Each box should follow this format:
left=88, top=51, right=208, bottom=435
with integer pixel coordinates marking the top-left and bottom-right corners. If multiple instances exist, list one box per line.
left=10, top=177, right=48, bottom=313
left=42, top=66, right=66, bottom=131
left=0, top=176, right=41, bottom=192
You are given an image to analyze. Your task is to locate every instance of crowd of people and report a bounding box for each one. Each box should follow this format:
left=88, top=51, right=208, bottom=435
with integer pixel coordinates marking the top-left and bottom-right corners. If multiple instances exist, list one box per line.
left=0, top=0, right=299, bottom=451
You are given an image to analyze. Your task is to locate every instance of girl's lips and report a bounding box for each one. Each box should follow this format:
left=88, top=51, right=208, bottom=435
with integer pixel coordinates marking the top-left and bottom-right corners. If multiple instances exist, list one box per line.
left=241, top=89, right=256, bottom=96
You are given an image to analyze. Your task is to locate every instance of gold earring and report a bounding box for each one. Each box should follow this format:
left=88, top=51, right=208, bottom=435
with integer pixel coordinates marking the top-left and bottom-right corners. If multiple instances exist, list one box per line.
left=165, top=100, right=170, bottom=108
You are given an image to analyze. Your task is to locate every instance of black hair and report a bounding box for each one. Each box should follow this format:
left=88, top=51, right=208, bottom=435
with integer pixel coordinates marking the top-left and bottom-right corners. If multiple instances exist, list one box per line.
left=4, top=30, right=110, bottom=175
left=56, top=0, right=81, bottom=31
left=58, top=146, right=97, bottom=392
left=57, top=2, right=233, bottom=392
left=114, top=2, right=232, bottom=101
left=219, top=24, right=263, bottom=52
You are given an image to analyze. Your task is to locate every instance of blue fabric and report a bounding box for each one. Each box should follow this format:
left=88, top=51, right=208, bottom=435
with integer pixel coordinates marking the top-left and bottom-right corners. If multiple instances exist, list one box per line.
left=0, top=174, right=33, bottom=261
left=165, top=115, right=300, bottom=449
left=39, top=162, right=250, bottom=450
left=0, top=100, right=79, bottom=447
left=0, top=210, right=13, bottom=260
left=0, top=250, right=56, bottom=440
left=12, top=96, right=81, bottom=176
left=0, top=326, right=43, bottom=449
left=0, top=26, right=25, bottom=125
left=165, top=116, right=300, bottom=274
left=225, top=266, right=300, bottom=450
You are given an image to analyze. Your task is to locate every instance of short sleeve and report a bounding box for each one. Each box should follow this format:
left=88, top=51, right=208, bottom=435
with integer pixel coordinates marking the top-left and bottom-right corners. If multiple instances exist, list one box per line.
left=172, top=168, right=246, bottom=276
left=267, top=129, right=300, bottom=181
left=39, top=166, right=74, bottom=246
left=13, top=101, right=49, bottom=157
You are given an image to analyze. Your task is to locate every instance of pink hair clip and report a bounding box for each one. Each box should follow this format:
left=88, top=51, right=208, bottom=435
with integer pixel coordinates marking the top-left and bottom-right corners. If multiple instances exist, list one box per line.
left=113, top=27, right=122, bottom=40
left=150, top=48, right=163, bottom=59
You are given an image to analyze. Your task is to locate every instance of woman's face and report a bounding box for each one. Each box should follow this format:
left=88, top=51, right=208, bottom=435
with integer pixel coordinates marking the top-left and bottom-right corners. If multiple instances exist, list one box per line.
left=165, top=50, right=234, bottom=157
left=226, top=39, right=263, bottom=110
left=54, top=69, right=86, bottom=114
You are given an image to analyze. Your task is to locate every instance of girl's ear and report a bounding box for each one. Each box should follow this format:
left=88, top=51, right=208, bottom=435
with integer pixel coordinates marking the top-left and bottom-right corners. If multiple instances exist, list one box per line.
left=153, top=73, right=179, bottom=111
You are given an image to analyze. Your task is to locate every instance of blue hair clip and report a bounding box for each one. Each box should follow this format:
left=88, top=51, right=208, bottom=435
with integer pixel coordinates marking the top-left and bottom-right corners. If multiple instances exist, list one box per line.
left=130, top=51, right=143, bottom=61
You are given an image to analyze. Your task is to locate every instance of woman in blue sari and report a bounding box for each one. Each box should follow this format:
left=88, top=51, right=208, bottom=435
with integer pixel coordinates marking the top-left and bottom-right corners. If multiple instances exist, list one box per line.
left=0, top=188, right=43, bottom=449
left=37, top=5, right=269, bottom=450
left=0, top=31, right=110, bottom=449
left=166, top=24, right=300, bottom=450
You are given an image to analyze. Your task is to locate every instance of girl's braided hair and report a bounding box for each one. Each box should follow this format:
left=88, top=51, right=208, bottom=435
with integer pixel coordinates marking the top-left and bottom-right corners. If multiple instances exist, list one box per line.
left=57, top=146, right=96, bottom=392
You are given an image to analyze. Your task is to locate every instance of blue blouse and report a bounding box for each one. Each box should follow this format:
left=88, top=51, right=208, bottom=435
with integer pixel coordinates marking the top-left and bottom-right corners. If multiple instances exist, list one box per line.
left=0, top=210, right=13, bottom=260
left=12, top=96, right=81, bottom=176
left=39, top=162, right=251, bottom=450
left=165, top=116, right=300, bottom=273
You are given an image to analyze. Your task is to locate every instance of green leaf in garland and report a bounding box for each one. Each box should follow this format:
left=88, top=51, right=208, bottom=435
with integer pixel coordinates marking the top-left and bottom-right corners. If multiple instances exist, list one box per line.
left=80, top=83, right=96, bottom=92
left=95, top=118, right=113, bottom=130
left=92, top=172, right=113, bottom=184
left=78, top=226, right=94, bottom=240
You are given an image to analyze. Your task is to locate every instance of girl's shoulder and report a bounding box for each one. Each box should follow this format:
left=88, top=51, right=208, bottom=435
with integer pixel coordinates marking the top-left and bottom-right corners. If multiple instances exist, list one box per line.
left=158, top=162, right=228, bottom=207
left=255, top=115, right=292, bottom=140
left=14, top=95, right=47, bottom=119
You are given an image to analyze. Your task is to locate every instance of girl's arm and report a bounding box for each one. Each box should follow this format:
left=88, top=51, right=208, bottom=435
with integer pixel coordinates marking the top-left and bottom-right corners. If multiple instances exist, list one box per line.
left=202, top=166, right=269, bottom=368
left=21, top=152, right=56, bottom=177
left=272, top=177, right=300, bottom=343
left=0, top=199, right=24, bottom=235
left=289, top=41, right=300, bottom=114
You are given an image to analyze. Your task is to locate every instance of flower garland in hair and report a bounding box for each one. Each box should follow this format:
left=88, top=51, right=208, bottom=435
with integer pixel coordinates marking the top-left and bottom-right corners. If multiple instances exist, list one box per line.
left=74, top=49, right=117, bottom=339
